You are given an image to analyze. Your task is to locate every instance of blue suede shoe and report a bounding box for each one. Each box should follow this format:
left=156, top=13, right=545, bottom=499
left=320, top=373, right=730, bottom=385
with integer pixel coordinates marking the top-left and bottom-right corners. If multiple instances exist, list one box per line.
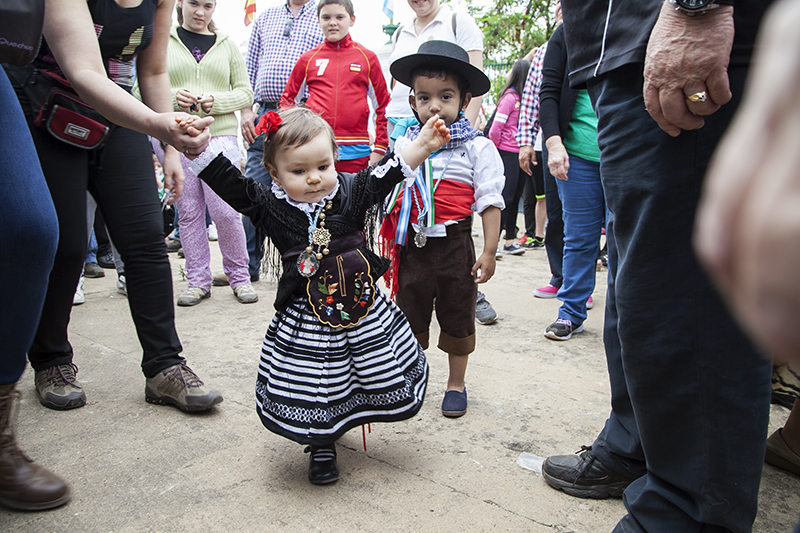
left=442, top=388, right=467, bottom=418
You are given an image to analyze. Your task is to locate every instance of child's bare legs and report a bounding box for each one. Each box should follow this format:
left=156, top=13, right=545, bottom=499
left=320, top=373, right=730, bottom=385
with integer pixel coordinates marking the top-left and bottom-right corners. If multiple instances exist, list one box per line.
left=446, top=354, right=468, bottom=392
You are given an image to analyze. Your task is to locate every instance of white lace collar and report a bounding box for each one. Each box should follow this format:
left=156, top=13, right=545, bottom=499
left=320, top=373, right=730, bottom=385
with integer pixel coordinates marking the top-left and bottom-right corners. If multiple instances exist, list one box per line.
left=271, top=180, right=340, bottom=213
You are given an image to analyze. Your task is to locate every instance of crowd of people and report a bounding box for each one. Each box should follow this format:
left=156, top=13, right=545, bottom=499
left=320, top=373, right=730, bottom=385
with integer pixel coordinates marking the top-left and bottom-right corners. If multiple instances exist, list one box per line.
left=3, top=0, right=800, bottom=531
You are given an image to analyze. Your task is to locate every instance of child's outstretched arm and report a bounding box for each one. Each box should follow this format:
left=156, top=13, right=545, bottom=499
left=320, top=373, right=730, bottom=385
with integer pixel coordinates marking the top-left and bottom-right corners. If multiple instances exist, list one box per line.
left=472, top=206, right=501, bottom=284
left=400, top=115, right=450, bottom=170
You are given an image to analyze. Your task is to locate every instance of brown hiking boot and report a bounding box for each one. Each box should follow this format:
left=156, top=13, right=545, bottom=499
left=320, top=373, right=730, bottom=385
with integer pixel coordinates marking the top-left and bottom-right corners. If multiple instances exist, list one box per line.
left=0, top=384, right=70, bottom=511
left=145, top=364, right=222, bottom=412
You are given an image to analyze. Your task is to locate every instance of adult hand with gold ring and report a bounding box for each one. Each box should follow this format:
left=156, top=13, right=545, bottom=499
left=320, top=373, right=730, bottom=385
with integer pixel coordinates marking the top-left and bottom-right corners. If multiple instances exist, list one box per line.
left=686, top=91, right=707, bottom=103
left=643, top=1, right=734, bottom=137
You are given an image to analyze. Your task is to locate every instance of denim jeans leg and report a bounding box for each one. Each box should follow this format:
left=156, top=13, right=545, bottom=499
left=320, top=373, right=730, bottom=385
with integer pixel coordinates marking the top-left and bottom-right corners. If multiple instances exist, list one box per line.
left=243, top=109, right=273, bottom=278
left=554, top=154, right=604, bottom=325
left=0, top=68, right=59, bottom=385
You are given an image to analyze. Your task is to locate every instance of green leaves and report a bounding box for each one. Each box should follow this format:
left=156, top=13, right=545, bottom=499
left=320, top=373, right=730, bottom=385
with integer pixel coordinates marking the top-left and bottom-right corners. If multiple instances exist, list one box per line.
left=463, top=0, right=559, bottom=63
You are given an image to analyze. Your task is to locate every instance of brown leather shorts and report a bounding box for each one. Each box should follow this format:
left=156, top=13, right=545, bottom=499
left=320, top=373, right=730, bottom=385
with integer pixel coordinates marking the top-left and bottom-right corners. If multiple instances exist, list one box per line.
left=395, top=218, right=476, bottom=356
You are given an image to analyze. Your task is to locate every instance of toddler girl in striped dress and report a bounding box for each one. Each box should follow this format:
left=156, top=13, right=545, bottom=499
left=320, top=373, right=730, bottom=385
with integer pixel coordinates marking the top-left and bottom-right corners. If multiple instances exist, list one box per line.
left=188, top=106, right=450, bottom=484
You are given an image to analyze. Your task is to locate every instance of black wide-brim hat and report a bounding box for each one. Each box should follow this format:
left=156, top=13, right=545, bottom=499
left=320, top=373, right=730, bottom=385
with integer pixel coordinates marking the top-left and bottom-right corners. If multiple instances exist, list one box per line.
left=390, top=40, right=491, bottom=97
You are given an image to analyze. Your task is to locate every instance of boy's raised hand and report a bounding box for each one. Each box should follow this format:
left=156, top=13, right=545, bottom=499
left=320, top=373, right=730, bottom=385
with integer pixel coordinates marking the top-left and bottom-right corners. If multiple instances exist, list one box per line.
left=419, top=114, right=451, bottom=153
left=401, top=114, right=451, bottom=170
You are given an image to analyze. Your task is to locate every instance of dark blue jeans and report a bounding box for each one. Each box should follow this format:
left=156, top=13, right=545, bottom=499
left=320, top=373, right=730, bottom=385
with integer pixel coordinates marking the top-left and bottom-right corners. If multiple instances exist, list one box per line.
left=588, top=64, right=771, bottom=533
left=555, top=154, right=604, bottom=325
left=0, top=68, right=59, bottom=385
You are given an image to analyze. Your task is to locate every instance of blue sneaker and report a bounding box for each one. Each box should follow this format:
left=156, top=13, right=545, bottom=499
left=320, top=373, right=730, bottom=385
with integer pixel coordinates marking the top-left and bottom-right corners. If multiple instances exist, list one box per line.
left=502, top=243, right=525, bottom=255
left=442, top=388, right=467, bottom=417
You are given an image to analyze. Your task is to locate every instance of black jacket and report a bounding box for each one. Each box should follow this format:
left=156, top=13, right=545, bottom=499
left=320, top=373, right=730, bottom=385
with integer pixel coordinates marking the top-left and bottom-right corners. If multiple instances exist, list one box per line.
left=199, top=154, right=400, bottom=311
left=538, top=25, right=576, bottom=145
left=561, top=0, right=775, bottom=88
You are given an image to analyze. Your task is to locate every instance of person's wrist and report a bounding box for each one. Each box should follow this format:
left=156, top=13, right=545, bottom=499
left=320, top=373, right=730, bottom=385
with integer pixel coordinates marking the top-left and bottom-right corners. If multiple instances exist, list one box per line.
left=667, top=0, right=733, bottom=17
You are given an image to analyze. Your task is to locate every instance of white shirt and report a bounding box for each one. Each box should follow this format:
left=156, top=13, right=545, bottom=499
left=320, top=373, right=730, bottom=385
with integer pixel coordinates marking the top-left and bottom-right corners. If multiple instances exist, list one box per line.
left=386, top=7, right=484, bottom=119
left=395, top=134, right=505, bottom=229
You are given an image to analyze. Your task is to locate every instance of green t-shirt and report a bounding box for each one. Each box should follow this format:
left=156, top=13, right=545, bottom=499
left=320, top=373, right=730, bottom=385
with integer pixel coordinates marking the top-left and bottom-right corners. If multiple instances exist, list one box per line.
left=562, top=90, right=601, bottom=163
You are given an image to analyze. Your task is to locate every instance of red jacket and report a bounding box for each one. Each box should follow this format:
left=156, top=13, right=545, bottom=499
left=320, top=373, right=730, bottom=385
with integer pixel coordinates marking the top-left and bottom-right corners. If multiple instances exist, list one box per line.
left=280, top=34, right=390, bottom=155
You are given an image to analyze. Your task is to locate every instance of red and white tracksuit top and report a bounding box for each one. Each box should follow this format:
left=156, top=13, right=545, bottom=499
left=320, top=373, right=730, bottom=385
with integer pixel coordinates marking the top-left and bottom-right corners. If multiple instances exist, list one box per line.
left=280, top=34, right=390, bottom=155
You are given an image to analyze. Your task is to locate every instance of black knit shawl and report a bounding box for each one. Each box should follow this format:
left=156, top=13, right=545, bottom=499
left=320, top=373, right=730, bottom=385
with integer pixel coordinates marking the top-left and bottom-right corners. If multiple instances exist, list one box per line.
left=201, top=153, right=400, bottom=311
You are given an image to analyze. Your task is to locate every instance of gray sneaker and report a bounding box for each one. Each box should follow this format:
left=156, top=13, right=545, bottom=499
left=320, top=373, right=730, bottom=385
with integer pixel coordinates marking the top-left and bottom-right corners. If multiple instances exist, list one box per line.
left=83, top=262, right=105, bottom=278
left=165, top=237, right=181, bottom=253
left=34, top=364, right=87, bottom=410
left=177, top=287, right=210, bottom=306
left=476, top=291, right=497, bottom=325
left=233, top=284, right=258, bottom=304
left=145, top=364, right=222, bottom=412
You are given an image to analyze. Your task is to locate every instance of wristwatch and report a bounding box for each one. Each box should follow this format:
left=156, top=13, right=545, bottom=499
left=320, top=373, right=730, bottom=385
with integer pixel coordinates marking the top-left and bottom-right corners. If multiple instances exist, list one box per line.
left=669, top=0, right=734, bottom=16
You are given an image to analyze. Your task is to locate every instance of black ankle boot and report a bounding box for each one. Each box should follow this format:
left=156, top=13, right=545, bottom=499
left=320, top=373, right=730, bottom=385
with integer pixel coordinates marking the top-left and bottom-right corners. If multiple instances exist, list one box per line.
left=305, top=444, right=338, bottom=485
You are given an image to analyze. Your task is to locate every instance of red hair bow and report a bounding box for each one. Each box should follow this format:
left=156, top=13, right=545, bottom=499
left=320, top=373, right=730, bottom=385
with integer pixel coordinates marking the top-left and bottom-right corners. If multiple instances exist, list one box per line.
left=255, top=111, right=282, bottom=138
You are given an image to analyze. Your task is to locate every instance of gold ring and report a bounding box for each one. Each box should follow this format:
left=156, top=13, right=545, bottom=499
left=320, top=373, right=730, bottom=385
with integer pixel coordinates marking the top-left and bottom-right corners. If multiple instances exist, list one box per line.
left=687, top=91, right=707, bottom=103
left=184, top=147, right=190, bottom=156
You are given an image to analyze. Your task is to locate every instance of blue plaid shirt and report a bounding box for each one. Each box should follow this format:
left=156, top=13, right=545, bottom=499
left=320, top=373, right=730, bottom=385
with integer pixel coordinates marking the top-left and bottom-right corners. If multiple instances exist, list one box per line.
left=245, top=1, right=323, bottom=104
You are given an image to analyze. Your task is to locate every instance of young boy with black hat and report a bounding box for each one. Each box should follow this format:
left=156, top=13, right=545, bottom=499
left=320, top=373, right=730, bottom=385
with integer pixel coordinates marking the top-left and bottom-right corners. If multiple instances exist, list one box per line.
left=380, top=40, right=504, bottom=418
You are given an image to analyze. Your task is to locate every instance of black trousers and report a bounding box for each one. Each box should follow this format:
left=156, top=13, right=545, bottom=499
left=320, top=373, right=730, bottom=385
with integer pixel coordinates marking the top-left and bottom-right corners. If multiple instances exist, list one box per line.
left=26, top=123, right=185, bottom=378
left=498, top=149, right=526, bottom=240
left=589, top=63, right=771, bottom=533
left=542, top=146, right=564, bottom=288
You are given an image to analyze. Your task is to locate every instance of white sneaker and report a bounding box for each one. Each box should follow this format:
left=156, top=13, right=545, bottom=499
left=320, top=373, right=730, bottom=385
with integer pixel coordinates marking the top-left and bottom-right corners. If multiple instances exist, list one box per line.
left=207, top=223, right=218, bottom=241
left=177, top=286, right=210, bottom=306
left=233, top=284, right=258, bottom=304
left=73, top=275, right=85, bottom=305
left=116, top=274, right=127, bottom=296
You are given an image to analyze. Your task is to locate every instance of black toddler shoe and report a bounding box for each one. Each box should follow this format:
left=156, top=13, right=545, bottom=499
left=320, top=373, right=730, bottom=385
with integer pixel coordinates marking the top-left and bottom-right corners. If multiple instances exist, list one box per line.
left=305, top=444, right=339, bottom=485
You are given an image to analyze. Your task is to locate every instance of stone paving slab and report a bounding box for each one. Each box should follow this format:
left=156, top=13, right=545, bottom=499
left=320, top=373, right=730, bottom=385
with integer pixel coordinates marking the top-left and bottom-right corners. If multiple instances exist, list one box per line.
left=2, top=222, right=798, bottom=532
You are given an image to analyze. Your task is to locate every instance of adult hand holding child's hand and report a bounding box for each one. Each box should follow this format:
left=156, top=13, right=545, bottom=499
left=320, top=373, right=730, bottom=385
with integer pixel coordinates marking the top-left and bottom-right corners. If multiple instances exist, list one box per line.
left=169, top=114, right=215, bottom=158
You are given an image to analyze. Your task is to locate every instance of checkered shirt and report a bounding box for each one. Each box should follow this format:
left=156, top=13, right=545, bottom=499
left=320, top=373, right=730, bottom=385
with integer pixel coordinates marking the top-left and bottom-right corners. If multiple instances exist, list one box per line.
left=246, top=1, right=324, bottom=103
left=516, top=41, right=548, bottom=147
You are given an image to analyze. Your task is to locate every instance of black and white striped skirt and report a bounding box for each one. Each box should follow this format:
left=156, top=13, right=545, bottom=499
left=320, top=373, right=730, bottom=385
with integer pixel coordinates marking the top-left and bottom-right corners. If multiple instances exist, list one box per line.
left=255, top=290, right=428, bottom=445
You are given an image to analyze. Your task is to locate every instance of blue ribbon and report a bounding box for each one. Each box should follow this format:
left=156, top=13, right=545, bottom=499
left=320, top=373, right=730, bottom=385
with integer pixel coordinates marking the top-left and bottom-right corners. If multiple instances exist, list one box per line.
left=394, top=167, right=431, bottom=246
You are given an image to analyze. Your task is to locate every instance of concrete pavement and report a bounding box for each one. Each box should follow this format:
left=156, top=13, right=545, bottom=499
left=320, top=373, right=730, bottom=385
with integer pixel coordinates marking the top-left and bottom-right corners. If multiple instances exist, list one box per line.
left=3, top=225, right=799, bottom=532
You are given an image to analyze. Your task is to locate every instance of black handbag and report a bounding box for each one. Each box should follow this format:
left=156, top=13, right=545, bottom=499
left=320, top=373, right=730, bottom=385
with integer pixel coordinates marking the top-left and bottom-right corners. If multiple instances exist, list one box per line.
left=0, top=0, right=45, bottom=66
left=5, top=64, right=114, bottom=150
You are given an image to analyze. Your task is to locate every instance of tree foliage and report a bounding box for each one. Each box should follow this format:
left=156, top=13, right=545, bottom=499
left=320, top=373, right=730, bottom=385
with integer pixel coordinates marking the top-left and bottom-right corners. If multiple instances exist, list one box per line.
left=458, top=0, right=559, bottom=63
